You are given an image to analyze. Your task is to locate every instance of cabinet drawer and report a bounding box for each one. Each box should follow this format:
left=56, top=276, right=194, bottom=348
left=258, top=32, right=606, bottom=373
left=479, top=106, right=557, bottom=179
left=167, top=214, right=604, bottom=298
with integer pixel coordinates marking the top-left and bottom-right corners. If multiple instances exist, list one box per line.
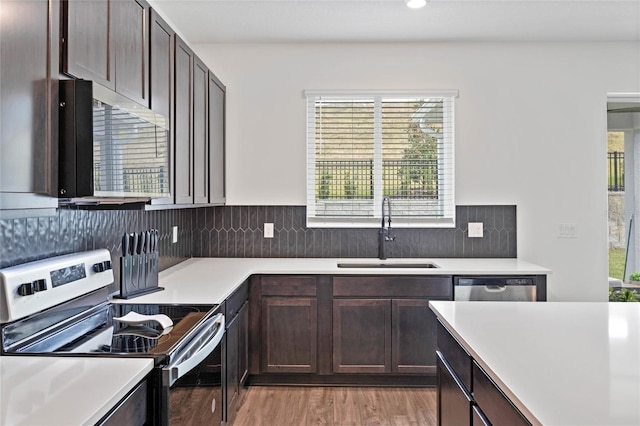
left=436, top=320, right=472, bottom=392
left=333, top=276, right=452, bottom=298
left=437, top=352, right=472, bottom=426
left=226, top=280, right=248, bottom=321
left=473, top=361, right=530, bottom=426
left=261, top=275, right=317, bottom=296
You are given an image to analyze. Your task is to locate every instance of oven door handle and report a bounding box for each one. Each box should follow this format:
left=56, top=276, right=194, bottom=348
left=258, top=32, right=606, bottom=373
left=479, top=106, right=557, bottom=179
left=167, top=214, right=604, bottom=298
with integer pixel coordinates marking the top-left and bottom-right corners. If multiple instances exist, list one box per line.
left=163, top=313, right=225, bottom=387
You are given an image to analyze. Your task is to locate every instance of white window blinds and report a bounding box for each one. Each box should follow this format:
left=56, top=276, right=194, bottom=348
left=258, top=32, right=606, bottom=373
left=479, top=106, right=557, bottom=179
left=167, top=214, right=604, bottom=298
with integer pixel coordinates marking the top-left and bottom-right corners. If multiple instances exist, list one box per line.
left=306, top=91, right=457, bottom=228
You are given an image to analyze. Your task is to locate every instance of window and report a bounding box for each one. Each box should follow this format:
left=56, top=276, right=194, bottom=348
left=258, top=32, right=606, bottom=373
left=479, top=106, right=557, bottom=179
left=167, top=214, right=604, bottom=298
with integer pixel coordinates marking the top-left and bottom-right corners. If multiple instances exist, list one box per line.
left=305, top=90, right=457, bottom=228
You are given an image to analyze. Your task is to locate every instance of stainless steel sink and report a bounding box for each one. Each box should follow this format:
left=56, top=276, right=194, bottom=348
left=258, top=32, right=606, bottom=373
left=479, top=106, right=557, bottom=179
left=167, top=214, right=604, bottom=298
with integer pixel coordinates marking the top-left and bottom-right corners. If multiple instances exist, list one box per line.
left=337, top=262, right=439, bottom=269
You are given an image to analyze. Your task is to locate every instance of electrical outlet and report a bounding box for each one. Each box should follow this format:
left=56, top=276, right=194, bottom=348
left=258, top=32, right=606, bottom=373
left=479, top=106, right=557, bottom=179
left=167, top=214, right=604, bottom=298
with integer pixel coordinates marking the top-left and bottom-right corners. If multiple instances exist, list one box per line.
left=172, top=226, right=178, bottom=243
left=264, top=223, right=274, bottom=239
left=557, top=223, right=577, bottom=238
left=468, top=222, right=484, bottom=238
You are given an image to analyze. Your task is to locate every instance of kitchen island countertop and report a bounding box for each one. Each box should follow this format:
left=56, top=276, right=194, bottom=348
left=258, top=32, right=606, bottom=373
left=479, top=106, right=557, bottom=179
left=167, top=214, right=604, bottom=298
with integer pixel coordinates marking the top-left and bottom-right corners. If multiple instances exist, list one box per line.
left=429, top=301, right=640, bottom=426
left=120, top=257, right=550, bottom=305
left=0, top=356, right=153, bottom=425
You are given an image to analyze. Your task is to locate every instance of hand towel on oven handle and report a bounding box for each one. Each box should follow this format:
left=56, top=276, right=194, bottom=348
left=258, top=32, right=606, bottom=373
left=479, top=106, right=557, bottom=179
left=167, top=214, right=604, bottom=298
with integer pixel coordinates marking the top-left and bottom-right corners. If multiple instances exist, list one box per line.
left=117, top=228, right=163, bottom=299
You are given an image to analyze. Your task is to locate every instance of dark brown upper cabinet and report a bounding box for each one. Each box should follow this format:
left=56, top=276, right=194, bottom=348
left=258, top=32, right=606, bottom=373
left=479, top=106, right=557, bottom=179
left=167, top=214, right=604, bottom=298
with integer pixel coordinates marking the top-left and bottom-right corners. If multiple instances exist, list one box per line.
left=1, top=0, right=59, bottom=216
left=63, top=0, right=149, bottom=106
left=208, top=72, right=226, bottom=205
left=112, top=0, right=149, bottom=105
left=173, top=35, right=194, bottom=204
left=174, top=44, right=218, bottom=206
left=60, top=0, right=226, bottom=209
left=148, top=8, right=174, bottom=205
left=63, top=0, right=114, bottom=89
left=193, top=56, right=209, bottom=204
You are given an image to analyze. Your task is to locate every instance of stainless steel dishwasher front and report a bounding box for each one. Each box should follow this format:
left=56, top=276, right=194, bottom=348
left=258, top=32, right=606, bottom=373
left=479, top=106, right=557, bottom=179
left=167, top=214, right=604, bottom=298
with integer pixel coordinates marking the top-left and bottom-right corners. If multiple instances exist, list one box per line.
left=453, top=276, right=537, bottom=301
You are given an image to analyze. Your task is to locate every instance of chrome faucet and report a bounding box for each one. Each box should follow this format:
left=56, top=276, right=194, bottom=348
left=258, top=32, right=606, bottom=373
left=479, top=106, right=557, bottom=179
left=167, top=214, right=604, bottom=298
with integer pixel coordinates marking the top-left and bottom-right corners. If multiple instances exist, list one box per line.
left=379, top=196, right=396, bottom=260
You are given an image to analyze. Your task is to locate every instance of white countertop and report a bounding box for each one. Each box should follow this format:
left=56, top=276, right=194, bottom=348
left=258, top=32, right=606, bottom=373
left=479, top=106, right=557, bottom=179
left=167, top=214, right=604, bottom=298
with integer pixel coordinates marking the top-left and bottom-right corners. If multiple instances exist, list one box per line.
left=120, top=257, right=550, bottom=305
left=429, top=301, right=640, bottom=426
left=0, top=356, right=153, bottom=426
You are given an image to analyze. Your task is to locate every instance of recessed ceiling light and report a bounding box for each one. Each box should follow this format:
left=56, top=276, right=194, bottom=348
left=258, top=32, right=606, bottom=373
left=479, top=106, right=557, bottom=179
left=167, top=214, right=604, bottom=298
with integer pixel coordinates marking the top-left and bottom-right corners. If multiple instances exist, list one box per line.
left=405, top=0, right=427, bottom=9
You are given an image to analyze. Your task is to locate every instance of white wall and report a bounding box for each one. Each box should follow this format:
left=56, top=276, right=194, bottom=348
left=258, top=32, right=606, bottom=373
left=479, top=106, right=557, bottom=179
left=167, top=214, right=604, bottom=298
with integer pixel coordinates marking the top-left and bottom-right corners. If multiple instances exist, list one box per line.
left=194, top=41, right=640, bottom=302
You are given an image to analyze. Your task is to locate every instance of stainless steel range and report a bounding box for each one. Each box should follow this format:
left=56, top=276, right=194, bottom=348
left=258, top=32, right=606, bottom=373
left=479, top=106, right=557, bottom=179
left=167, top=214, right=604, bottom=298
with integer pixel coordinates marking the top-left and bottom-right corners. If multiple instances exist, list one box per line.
left=0, top=249, right=225, bottom=425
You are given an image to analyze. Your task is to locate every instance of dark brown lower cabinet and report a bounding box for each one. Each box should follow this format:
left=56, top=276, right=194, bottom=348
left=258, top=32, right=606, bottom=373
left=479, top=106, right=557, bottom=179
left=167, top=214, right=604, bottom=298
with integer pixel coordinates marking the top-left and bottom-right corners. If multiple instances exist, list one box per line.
left=225, top=312, right=240, bottom=425
left=237, top=302, right=249, bottom=386
left=436, top=320, right=531, bottom=426
left=225, top=281, right=249, bottom=425
left=332, top=275, right=452, bottom=376
left=248, top=274, right=452, bottom=386
left=472, top=405, right=491, bottom=426
left=332, top=299, right=443, bottom=375
left=392, top=299, right=437, bottom=374
left=437, top=353, right=472, bottom=426
left=472, top=361, right=530, bottom=426
left=333, top=299, right=391, bottom=374
left=261, top=297, right=318, bottom=373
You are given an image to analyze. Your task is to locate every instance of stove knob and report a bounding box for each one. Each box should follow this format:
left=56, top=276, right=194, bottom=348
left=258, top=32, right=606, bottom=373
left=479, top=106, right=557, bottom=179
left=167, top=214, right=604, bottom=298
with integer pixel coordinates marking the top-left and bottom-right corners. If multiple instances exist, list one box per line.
left=33, top=279, right=47, bottom=292
left=104, top=260, right=112, bottom=270
left=17, top=283, right=35, bottom=296
left=93, top=262, right=106, bottom=273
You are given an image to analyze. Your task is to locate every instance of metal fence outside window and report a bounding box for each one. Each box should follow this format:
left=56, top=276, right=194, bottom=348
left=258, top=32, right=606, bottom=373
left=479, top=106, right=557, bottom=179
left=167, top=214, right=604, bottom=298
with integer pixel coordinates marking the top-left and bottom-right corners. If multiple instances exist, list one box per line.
left=608, top=151, right=624, bottom=192
left=316, top=159, right=438, bottom=200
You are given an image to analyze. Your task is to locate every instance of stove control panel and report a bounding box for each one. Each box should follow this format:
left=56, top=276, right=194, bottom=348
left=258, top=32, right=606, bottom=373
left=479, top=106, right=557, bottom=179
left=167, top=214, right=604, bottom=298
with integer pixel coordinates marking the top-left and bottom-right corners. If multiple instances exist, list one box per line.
left=92, top=260, right=112, bottom=273
left=0, top=249, right=114, bottom=323
left=17, top=279, right=47, bottom=296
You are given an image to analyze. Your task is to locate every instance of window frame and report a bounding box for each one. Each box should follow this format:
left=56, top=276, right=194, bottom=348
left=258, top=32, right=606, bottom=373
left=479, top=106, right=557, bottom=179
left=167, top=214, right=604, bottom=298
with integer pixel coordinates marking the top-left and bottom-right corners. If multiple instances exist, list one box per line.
left=305, top=90, right=458, bottom=228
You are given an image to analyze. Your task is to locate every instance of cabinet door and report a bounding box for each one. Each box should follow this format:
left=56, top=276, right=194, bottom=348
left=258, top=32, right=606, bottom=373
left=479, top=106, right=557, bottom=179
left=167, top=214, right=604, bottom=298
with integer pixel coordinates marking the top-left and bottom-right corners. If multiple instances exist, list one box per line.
left=437, top=353, right=472, bottom=426
left=333, top=299, right=391, bottom=374
left=1, top=0, right=59, bottom=213
left=112, top=0, right=149, bottom=106
left=392, top=299, right=437, bottom=374
left=173, top=36, right=193, bottom=204
left=64, top=0, right=115, bottom=89
left=148, top=8, right=174, bottom=205
left=238, top=302, right=249, bottom=386
left=261, top=297, right=317, bottom=373
left=192, top=56, right=209, bottom=204
left=208, top=72, right=226, bottom=205
left=225, top=313, right=240, bottom=425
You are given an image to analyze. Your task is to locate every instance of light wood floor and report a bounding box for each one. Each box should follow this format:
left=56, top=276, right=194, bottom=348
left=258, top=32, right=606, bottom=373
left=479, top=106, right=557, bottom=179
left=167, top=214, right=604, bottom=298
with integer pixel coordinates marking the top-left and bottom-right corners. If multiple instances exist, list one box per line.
left=233, top=386, right=437, bottom=426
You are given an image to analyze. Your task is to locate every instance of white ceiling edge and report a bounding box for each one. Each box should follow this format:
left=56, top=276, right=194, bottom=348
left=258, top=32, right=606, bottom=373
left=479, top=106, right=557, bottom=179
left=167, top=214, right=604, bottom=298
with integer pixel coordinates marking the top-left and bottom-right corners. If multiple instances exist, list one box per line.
left=149, top=0, right=640, bottom=44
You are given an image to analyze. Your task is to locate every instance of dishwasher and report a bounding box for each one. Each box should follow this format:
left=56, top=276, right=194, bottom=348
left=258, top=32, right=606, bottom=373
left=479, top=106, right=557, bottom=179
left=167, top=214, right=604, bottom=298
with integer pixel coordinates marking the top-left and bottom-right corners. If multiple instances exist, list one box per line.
left=453, top=276, right=537, bottom=301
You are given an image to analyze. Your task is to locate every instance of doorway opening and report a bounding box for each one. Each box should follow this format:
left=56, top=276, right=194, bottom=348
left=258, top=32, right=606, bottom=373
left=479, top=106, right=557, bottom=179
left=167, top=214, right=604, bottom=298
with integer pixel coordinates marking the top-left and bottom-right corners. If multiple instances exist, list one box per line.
left=607, top=94, right=640, bottom=298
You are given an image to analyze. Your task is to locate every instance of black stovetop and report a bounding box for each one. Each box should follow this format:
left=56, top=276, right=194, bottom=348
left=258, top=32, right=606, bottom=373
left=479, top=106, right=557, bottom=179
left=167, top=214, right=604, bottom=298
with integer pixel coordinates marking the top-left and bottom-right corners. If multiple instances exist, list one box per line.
left=2, top=295, right=217, bottom=360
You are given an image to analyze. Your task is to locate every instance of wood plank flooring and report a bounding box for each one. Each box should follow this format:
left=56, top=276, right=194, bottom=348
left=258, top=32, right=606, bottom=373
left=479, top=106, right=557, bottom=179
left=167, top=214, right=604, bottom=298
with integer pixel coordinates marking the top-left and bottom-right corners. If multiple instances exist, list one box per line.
left=233, top=386, right=437, bottom=426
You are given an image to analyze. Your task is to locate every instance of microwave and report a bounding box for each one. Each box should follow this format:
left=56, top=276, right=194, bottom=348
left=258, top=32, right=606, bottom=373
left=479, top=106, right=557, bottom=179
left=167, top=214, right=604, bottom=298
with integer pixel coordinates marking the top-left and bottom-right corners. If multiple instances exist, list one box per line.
left=58, top=80, right=170, bottom=204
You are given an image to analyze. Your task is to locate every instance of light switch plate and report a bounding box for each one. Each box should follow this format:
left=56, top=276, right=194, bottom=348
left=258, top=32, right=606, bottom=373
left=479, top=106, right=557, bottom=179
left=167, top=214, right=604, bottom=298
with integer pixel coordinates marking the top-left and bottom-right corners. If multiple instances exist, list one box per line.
left=468, top=222, right=484, bottom=238
left=172, top=226, right=178, bottom=243
left=264, top=223, right=274, bottom=239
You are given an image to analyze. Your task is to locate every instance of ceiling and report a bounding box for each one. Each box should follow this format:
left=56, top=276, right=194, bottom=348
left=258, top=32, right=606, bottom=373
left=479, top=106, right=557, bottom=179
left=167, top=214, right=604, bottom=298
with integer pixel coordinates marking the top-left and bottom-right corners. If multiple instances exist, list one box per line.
left=151, top=0, right=640, bottom=44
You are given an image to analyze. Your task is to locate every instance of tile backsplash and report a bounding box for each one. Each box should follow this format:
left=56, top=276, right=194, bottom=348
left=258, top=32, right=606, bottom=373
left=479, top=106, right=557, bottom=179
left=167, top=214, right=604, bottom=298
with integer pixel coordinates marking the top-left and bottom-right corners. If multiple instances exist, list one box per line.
left=0, top=204, right=516, bottom=291
left=194, top=205, right=516, bottom=259
left=0, top=207, right=195, bottom=293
